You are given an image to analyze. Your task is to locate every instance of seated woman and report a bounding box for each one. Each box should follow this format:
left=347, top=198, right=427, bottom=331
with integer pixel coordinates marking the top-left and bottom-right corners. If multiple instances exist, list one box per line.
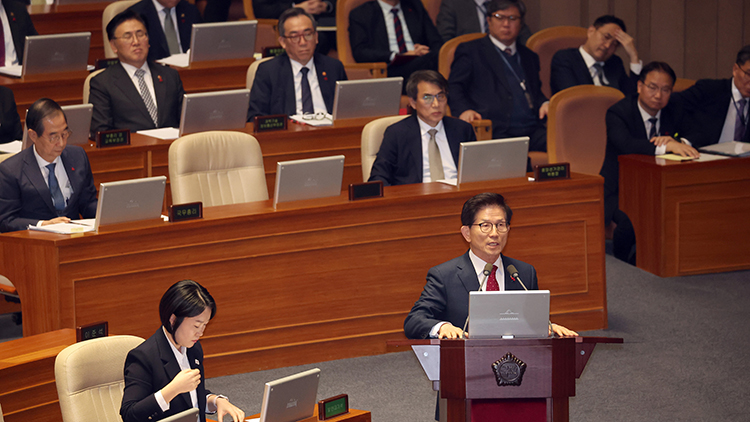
left=120, top=280, right=245, bottom=422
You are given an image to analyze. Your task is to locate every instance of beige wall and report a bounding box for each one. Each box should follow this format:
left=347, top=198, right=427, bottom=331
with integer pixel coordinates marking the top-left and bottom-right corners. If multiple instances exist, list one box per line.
left=523, top=0, right=750, bottom=79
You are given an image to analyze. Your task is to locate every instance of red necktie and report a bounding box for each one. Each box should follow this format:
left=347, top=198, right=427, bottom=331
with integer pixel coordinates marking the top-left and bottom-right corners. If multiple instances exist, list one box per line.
left=391, top=8, right=407, bottom=54
left=486, top=265, right=499, bottom=291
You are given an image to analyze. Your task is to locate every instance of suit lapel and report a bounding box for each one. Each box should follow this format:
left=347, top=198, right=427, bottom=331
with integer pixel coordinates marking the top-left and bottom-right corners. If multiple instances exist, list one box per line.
left=405, top=115, right=424, bottom=179
left=629, top=97, right=649, bottom=139
left=149, top=63, right=168, bottom=126
left=456, top=252, right=480, bottom=293
left=443, top=118, right=462, bottom=163
left=59, top=148, right=79, bottom=211
left=157, top=329, right=192, bottom=411
left=176, top=4, right=191, bottom=53
left=480, top=37, right=511, bottom=95
left=401, top=0, right=421, bottom=43
left=314, top=55, right=334, bottom=112
left=371, top=2, right=390, bottom=53
left=21, top=148, right=56, bottom=213
left=144, top=1, right=169, bottom=57
left=573, top=50, right=594, bottom=84
left=113, top=63, right=155, bottom=126
left=280, top=55, right=297, bottom=115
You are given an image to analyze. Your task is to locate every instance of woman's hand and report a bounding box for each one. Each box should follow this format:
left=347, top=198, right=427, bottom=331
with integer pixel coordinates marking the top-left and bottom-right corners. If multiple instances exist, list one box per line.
left=161, top=368, right=201, bottom=403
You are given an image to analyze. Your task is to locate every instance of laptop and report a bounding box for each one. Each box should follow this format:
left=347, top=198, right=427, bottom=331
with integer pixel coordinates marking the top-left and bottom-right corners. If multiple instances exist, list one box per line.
left=21, top=104, right=93, bottom=150
left=179, top=89, right=251, bottom=136
left=331, top=78, right=403, bottom=120
left=468, top=290, right=550, bottom=339
left=457, top=137, right=529, bottom=185
left=189, top=21, right=257, bottom=62
left=21, top=33, right=91, bottom=77
left=699, top=141, right=750, bottom=157
left=259, top=368, right=321, bottom=422
left=273, top=155, right=345, bottom=208
left=159, top=408, right=199, bottom=422
left=94, top=176, right=166, bottom=231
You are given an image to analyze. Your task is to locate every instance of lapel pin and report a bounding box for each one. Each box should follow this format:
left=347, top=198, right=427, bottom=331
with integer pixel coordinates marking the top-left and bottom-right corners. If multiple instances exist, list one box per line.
left=71, top=167, right=75, bottom=171
left=158, top=75, right=163, bottom=82
left=194, top=359, right=199, bottom=365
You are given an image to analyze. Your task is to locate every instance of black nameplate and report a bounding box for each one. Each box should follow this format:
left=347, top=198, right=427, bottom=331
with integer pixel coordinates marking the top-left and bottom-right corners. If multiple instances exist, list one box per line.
left=95, top=58, right=120, bottom=70
left=534, top=163, right=571, bottom=181
left=318, top=394, right=349, bottom=420
left=96, top=129, right=130, bottom=148
left=169, top=202, right=203, bottom=222
left=254, top=115, right=288, bottom=133
left=76, top=321, right=108, bottom=342
left=349, top=181, right=383, bottom=201
left=262, top=46, right=285, bottom=57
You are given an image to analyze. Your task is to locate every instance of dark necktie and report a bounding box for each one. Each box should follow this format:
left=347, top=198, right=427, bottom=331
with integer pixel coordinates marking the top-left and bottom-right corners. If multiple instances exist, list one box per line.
left=482, top=1, right=491, bottom=33
left=300, top=67, right=314, bottom=114
left=391, top=8, right=407, bottom=54
left=46, top=163, right=66, bottom=213
left=486, top=265, right=499, bottom=291
left=593, top=63, right=605, bottom=86
left=0, top=17, right=5, bottom=67
left=648, top=117, right=658, bottom=139
left=164, top=8, right=181, bottom=55
left=735, top=98, right=747, bottom=141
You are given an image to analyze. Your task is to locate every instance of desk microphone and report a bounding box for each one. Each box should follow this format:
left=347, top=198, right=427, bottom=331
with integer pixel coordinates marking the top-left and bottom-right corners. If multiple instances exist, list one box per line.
left=462, top=263, right=494, bottom=335
left=507, top=264, right=529, bottom=291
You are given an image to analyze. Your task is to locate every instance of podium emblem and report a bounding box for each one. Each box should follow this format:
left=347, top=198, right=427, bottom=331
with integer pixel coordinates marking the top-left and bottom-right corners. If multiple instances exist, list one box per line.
left=492, top=352, right=527, bottom=386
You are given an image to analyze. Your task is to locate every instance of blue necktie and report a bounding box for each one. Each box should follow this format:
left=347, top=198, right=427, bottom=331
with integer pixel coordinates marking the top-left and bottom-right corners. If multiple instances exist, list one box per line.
left=47, top=163, right=66, bottom=213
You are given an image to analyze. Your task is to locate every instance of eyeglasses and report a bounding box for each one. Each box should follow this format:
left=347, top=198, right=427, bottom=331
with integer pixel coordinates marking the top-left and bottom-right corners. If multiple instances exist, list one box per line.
left=113, top=30, right=148, bottom=42
left=490, top=13, right=520, bottom=23
left=472, top=221, right=509, bottom=233
left=643, top=83, right=672, bottom=95
left=302, top=112, right=328, bottom=121
left=46, top=129, right=72, bottom=144
left=283, top=31, right=315, bottom=44
left=421, top=93, right=447, bottom=103
left=736, top=64, right=750, bottom=78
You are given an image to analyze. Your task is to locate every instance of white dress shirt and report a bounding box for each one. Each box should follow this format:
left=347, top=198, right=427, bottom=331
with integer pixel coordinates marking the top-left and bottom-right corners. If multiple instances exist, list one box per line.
left=417, top=117, right=457, bottom=182
left=120, top=61, right=159, bottom=112
left=289, top=57, right=327, bottom=115
left=32, top=147, right=72, bottom=226
left=718, top=78, right=748, bottom=144
left=473, top=0, right=488, bottom=33
left=0, top=3, right=20, bottom=66
left=636, top=101, right=667, bottom=155
left=579, top=46, right=643, bottom=86
left=489, top=36, right=515, bottom=55
left=377, top=0, right=415, bottom=61
left=154, top=327, right=200, bottom=412
left=152, top=0, right=184, bottom=53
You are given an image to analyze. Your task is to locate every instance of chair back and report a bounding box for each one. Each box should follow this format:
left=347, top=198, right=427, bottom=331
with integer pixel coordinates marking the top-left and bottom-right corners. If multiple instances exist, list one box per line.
left=246, top=56, right=274, bottom=90
left=526, top=25, right=588, bottom=99
left=83, top=69, right=106, bottom=104
left=102, top=0, right=140, bottom=59
left=547, top=85, right=624, bottom=175
left=55, top=335, right=145, bottom=422
left=169, top=131, right=268, bottom=206
left=438, top=33, right=484, bottom=80
left=336, top=0, right=376, bottom=66
left=420, top=0, right=441, bottom=25
left=673, top=77, right=695, bottom=92
left=0, top=275, right=17, bottom=298
left=242, top=0, right=256, bottom=19
left=361, top=115, right=409, bottom=181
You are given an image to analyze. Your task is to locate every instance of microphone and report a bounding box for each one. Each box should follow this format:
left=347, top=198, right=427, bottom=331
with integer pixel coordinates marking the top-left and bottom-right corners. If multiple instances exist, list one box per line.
left=506, top=264, right=529, bottom=291
left=462, top=263, right=494, bottom=335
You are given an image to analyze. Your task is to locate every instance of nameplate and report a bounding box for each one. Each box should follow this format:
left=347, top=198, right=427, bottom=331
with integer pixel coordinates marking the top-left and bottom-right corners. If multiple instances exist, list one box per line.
left=76, top=321, right=108, bottom=342
left=254, top=115, right=288, bottom=133
left=348, top=181, right=383, bottom=201
left=534, top=163, right=571, bottom=181
left=169, top=202, right=203, bottom=222
left=95, top=129, right=130, bottom=148
left=95, top=58, right=120, bottom=70
left=262, top=47, right=285, bottom=57
left=318, top=394, right=349, bottom=420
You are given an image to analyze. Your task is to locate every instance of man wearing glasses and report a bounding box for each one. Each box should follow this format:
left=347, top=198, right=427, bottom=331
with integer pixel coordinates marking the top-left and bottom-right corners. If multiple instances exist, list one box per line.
left=0, top=98, right=98, bottom=232
left=368, top=70, right=475, bottom=185
left=89, top=10, right=185, bottom=135
left=127, top=0, right=202, bottom=61
left=248, top=8, right=347, bottom=120
left=550, top=15, right=642, bottom=96
left=448, top=0, right=548, bottom=152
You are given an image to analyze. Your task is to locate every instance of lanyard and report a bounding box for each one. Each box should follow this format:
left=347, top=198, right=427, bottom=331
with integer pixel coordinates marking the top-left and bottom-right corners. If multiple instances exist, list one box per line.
left=498, top=49, right=534, bottom=109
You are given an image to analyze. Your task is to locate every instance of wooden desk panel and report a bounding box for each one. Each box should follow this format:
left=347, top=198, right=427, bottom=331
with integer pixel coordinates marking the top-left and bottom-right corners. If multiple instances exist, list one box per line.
left=618, top=155, right=750, bottom=277
left=0, top=176, right=606, bottom=377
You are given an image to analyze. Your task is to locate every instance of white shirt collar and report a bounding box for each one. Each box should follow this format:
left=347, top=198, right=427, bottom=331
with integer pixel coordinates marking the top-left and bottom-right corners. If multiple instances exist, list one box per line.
left=731, top=78, right=746, bottom=103
left=468, top=249, right=503, bottom=281
left=32, top=145, right=62, bottom=168
left=637, top=100, right=662, bottom=122
left=489, top=35, right=516, bottom=55
left=152, top=0, right=168, bottom=13
left=119, top=60, right=151, bottom=79
left=579, top=46, right=603, bottom=69
left=162, top=326, right=187, bottom=358
left=416, top=114, right=444, bottom=133
left=289, top=54, right=315, bottom=71
left=377, top=0, right=401, bottom=13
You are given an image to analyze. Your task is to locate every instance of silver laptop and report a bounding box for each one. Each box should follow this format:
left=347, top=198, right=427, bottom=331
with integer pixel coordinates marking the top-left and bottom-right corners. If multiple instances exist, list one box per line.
left=22, top=104, right=93, bottom=150
left=159, top=408, right=199, bottom=422
left=468, top=290, right=550, bottom=339
left=189, top=21, right=257, bottom=63
left=94, top=176, right=166, bottom=231
left=331, top=77, right=403, bottom=120
left=699, top=140, right=750, bottom=157
left=259, top=368, right=321, bottom=422
left=457, top=137, right=529, bottom=185
left=273, top=155, right=345, bottom=208
left=179, top=89, right=250, bottom=136
left=22, top=33, right=91, bottom=77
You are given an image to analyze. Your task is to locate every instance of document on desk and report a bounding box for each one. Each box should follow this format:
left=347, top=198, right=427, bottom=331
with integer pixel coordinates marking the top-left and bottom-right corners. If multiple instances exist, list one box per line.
left=695, top=153, right=731, bottom=162
left=137, top=127, right=180, bottom=140
left=29, top=222, right=95, bottom=234
left=290, top=114, right=333, bottom=126
left=156, top=52, right=190, bottom=68
left=655, top=154, right=695, bottom=161
left=0, top=65, right=23, bottom=78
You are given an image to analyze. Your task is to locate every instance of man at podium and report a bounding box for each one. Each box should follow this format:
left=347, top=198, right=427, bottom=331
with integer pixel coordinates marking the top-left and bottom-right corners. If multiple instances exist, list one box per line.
left=403, top=192, right=577, bottom=340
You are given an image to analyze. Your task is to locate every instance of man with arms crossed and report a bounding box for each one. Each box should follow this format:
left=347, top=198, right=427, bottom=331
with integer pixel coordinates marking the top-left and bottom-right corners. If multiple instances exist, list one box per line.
left=0, top=98, right=97, bottom=232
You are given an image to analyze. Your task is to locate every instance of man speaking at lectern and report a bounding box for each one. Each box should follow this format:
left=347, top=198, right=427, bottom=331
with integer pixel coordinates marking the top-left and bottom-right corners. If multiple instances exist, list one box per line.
left=403, top=192, right=577, bottom=340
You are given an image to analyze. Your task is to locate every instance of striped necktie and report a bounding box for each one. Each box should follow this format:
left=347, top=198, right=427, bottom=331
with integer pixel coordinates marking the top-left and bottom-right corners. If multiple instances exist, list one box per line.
left=391, top=8, right=407, bottom=54
left=135, top=68, right=158, bottom=126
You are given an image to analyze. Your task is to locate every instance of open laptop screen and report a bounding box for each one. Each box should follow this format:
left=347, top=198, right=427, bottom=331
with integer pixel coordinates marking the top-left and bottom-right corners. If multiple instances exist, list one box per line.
left=468, top=290, right=550, bottom=339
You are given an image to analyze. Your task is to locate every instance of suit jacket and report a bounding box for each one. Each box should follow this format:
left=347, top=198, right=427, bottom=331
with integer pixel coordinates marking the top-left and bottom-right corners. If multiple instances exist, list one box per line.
left=2, top=0, right=38, bottom=65
left=550, top=48, right=638, bottom=96
left=403, top=251, right=539, bottom=339
left=121, top=328, right=213, bottom=422
left=252, top=0, right=335, bottom=19
left=671, top=78, right=747, bottom=148
left=0, top=85, right=22, bottom=143
left=368, top=114, right=476, bottom=185
left=600, top=95, right=683, bottom=224
left=247, top=52, right=347, bottom=120
left=89, top=61, right=184, bottom=134
left=128, top=0, right=202, bottom=61
left=0, top=146, right=98, bottom=232
left=348, top=0, right=443, bottom=64
left=448, top=36, right=546, bottom=138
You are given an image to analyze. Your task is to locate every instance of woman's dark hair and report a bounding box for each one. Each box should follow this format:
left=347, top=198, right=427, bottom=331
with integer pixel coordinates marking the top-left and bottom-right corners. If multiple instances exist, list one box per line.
left=159, top=279, right=216, bottom=335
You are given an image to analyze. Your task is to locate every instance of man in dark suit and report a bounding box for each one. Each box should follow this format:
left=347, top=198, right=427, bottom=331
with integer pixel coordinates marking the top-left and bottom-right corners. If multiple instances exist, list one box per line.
left=435, top=0, right=531, bottom=44
left=448, top=0, right=547, bottom=151
left=253, top=0, right=336, bottom=53
left=368, top=70, right=475, bottom=185
left=672, top=45, right=750, bottom=147
left=348, top=0, right=442, bottom=86
left=550, top=15, right=641, bottom=96
left=0, top=98, right=97, bottom=233
left=602, top=62, right=698, bottom=265
left=0, top=86, right=22, bottom=143
left=89, top=10, right=184, bottom=135
left=0, top=0, right=38, bottom=66
left=248, top=8, right=347, bottom=119
left=128, top=0, right=202, bottom=61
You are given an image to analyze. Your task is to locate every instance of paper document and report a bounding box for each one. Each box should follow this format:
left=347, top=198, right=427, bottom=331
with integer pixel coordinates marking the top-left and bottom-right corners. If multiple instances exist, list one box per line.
left=0, top=141, right=23, bottom=154
left=695, top=153, right=730, bottom=162
left=655, top=154, right=695, bottom=161
left=29, top=222, right=95, bottom=234
left=0, top=65, right=23, bottom=77
left=290, top=114, right=333, bottom=127
left=437, top=179, right=457, bottom=186
left=137, top=127, right=180, bottom=140
left=156, top=53, right=190, bottom=68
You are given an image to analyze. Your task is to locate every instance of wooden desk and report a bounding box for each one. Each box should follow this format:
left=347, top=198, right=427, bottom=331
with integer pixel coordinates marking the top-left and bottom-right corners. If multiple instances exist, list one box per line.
left=0, top=176, right=606, bottom=377
left=618, top=154, right=750, bottom=277
left=247, top=406, right=371, bottom=422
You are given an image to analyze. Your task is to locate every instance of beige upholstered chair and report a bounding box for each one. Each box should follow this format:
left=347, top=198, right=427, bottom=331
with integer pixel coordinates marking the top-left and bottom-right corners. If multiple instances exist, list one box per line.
left=360, top=115, right=409, bottom=181
left=169, top=131, right=268, bottom=206
left=55, top=335, right=145, bottom=422
left=102, top=0, right=139, bottom=58
left=673, top=77, right=696, bottom=93
left=547, top=85, right=625, bottom=175
left=0, top=275, right=17, bottom=299
left=246, top=56, right=274, bottom=90
left=526, top=25, right=588, bottom=99
left=83, top=69, right=106, bottom=104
